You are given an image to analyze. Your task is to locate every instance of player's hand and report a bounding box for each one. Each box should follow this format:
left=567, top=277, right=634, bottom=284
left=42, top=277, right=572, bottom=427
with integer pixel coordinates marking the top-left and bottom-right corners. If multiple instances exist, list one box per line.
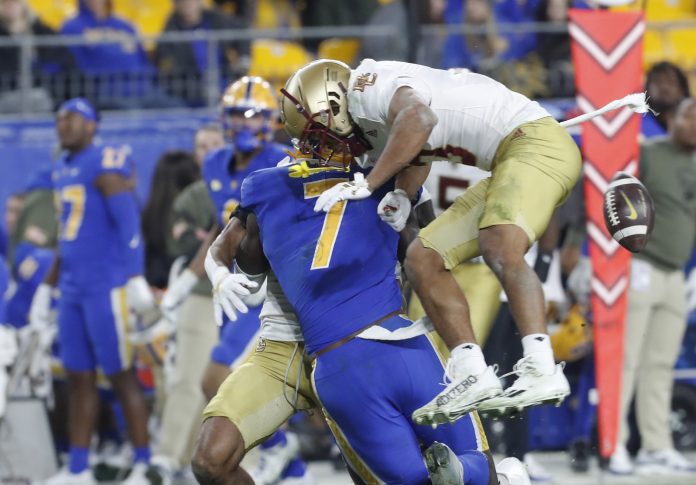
left=211, top=267, right=259, bottom=325
left=377, top=189, right=412, bottom=232
left=161, top=267, right=199, bottom=322
left=126, top=275, right=157, bottom=313
left=314, top=173, right=372, bottom=212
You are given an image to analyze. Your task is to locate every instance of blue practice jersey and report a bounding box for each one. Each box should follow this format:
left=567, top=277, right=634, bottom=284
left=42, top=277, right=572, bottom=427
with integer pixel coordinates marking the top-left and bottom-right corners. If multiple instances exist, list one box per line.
left=5, top=242, right=56, bottom=328
left=241, top=162, right=402, bottom=355
left=54, top=144, right=135, bottom=296
left=203, top=143, right=289, bottom=227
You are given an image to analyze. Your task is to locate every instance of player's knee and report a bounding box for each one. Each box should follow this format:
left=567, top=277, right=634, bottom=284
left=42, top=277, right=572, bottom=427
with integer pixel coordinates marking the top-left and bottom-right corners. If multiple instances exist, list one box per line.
left=404, top=240, right=445, bottom=284
left=479, top=229, right=528, bottom=279
left=192, top=417, right=245, bottom=484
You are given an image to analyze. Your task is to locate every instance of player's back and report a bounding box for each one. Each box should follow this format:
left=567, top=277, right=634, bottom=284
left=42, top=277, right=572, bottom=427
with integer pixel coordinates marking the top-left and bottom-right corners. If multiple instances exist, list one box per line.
left=241, top=162, right=402, bottom=355
left=54, top=144, right=133, bottom=295
left=348, top=59, right=550, bottom=170
left=203, top=142, right=289, bottom=226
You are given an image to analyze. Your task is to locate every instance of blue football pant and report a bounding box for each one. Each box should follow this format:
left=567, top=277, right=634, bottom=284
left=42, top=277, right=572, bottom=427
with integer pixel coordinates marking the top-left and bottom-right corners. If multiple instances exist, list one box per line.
left=312, top=330, right=494, bottom=485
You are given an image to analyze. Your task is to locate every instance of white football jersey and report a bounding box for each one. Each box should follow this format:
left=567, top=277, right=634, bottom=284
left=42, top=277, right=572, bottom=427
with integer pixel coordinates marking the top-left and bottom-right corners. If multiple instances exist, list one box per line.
left=424, top=162, right=490, bottom=216
left=347, top=59, right=550, bottom=171
left=259, top=271, right=304, bottom=342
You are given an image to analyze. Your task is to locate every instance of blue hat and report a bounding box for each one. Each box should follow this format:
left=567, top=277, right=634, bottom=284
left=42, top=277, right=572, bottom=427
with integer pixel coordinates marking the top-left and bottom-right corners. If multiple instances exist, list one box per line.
left=57, top=98, right=99, bottom=122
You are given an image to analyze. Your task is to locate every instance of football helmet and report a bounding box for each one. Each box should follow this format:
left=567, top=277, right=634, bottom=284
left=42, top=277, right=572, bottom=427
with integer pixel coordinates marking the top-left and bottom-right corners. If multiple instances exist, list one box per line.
left=280, top=59, right=369, bottom=165
left=221, top=76, right=278, bottom=154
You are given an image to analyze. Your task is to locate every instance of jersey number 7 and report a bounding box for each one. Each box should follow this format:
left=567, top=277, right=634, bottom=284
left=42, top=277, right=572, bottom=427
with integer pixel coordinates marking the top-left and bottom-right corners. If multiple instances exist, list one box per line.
left=60, top=185, right=85, bottom=241
left=303, top=178, right=349, bottom=270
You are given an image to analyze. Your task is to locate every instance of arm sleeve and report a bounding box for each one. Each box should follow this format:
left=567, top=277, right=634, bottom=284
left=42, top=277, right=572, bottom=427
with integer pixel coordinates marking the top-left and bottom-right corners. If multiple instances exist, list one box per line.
left=105, top=191, right=144, bottom=277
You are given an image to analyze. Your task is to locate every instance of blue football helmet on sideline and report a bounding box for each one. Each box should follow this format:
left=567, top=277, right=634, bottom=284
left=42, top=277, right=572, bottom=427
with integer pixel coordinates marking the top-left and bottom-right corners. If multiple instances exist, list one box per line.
left=220, top=76, right=278, bottom=154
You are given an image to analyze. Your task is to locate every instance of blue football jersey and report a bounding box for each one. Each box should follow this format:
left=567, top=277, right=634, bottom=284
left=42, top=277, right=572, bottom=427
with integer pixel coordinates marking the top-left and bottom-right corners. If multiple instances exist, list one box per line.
left=53, top=144, right=135, bottom=295
left=241, top=162, right=402, bottom=355
left=203, top=143, right=289, bottom=226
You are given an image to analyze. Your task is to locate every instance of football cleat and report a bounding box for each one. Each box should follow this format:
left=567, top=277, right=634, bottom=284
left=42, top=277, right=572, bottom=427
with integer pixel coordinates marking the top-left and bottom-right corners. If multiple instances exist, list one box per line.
left=43, top=467, right=97, bottom=485
left=477, top=357, right=570, bottom=417
left=635, top=448, right=696, bottom=474
left=608, top=445, right=634, bottom=475
left=496, top=457, right=531, bottom=485
left=122, top=462, right=150, bottom=485
left=250, top=432, right=301, bottom=485
left=425, top=442, right=464, bottom=485
left=413, top=365, right=503, bottom=426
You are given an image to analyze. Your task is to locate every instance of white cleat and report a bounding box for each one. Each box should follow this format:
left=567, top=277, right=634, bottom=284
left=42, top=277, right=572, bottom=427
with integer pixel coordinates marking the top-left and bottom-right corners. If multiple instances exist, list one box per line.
left=412, top=365, right=503, bottom=426
left=122, top=462, right=151, bottom=485
left=250, top=432, right=301, bottom=485
left=496, top=457, right=531, bottom=485
left=608, top=445, right=634, bottom=475
left=523, top=454, right=551, bottom=482
left=425, top=442, right=464, bottom=485
left=477, top=357, right=570, bottom=417
left=43, top=467, right=97, bottom=485
left=635, top=448, right=696, bottom=475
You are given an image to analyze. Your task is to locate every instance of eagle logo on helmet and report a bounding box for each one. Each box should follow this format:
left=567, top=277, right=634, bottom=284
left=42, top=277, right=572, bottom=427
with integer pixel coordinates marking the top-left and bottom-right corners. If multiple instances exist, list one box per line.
left=220, top=76, right=278, bottom=154
left=280, top=59, right=371, bottom=167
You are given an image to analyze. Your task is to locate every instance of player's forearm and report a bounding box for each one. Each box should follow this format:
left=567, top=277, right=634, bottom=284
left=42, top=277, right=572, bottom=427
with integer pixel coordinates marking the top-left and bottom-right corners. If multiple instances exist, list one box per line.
left=395, top=164, right=431, bottom=200
left=366, top=104, right=437, bottom=191
left=207, top=219, right=246, bottom=275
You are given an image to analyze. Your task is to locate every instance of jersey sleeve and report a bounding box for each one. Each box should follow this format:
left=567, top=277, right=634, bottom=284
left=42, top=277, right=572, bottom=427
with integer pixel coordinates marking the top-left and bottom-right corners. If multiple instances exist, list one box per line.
left=96, top=145, right=134, bottom=179
left=240, top=171, right=261, bottom=211
left=349, top=60, right=432, bottom=123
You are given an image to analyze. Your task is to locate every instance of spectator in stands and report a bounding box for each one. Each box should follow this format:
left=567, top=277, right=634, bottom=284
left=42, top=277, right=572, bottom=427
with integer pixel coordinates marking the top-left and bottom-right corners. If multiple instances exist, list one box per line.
left=61, top=0, right=179, bottom=109
left=299, top=0, right=378, bottom=52
left=536, top=0, right=574, bottom=97
left=214, top=0, right=257, bottom=27
left=141, top=150, right=201, bottom=289
left=194, top=124, right=225, bottom=167
left=643, top=61, right=691, bottom=137
left=0, top=0, right=75, bottom=111
left=155, top=0, right=249, bottom=106
left=150, top=125, right=221, bottom=481
left=441, top=0, right=509, bottom=72
left=609, top=98, right=696, bottom=475
left=359, top=0, right=408, bottom=62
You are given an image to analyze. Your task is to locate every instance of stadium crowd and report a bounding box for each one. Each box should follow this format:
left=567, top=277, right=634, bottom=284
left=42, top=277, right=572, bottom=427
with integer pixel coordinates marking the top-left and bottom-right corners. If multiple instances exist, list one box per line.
left=1, top=1, right=696, bottom=485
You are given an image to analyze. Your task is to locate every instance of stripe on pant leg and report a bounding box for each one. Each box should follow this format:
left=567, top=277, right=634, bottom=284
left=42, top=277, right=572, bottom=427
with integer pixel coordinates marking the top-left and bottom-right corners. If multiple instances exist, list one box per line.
left=310, top=368, right=383, bottom=485
left=111, top=286, right=132, bottom=371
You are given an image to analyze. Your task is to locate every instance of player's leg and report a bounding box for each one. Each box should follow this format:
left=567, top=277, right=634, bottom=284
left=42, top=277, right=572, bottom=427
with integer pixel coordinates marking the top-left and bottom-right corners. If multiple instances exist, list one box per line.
left=314, top=334, right=491, bottom=485
left=46, top=297, right=99, bottom=484
left=475, top=118, right=580, bottom=414
left=202, top=310, right=261, bottom=399
left=192, top=339, right=313, bottom=484
left=407, top=181, right=504, bottom=425
left=84, top=286, right=151, bottom=481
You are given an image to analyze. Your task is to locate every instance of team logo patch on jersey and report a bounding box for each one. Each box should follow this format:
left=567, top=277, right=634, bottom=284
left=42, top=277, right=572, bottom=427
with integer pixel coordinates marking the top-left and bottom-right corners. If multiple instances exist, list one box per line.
left=353, top=73, right=377, bottom=92
left=230, top=179, right=238, bottom=190
left=511, top=127, right=525, bottom=139
left=256, top=337, right=267, bottom=353
left=365, top=129, right=378, bottom=138
left=210, top=179, right=222, bottom=191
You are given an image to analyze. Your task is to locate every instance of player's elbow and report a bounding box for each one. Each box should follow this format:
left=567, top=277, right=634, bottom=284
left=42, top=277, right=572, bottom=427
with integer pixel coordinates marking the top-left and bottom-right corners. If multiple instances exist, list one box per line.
left=408, top=103, right=438, bottom=133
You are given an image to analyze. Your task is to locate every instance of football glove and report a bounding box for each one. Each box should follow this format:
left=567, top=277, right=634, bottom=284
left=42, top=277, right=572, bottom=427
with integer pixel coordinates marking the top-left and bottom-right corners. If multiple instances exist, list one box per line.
left=126, top=275, right=157, bottom=314
left=314, top=172, right=372, bottom=212
left=377, top=189, right=411, bottom=232
left=210, top=266, right=258, bottom=325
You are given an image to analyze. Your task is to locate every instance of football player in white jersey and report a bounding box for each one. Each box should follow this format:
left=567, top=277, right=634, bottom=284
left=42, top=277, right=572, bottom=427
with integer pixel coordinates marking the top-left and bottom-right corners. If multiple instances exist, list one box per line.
left=280, top=59, right=580, bottom=425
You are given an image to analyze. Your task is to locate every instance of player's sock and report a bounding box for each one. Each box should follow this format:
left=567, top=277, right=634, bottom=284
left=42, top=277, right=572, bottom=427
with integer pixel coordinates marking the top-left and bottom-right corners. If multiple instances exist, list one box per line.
left=281, top=458, right=307, bottom=478
left=261, top=430, right=287, bottom=449
left=69, top=446, right=90, bottom=474
left=456, top=450, right=490, bottom=485
left=450, top=343, right=487, bottom=377
left=133, top=446, right=151, bottom=464
left=521, top=333, right=555, bottom=375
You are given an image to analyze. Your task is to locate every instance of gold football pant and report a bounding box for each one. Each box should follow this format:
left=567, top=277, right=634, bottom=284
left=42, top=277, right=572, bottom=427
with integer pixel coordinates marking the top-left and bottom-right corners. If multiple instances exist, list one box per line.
left=202, top=338, right=316, bottom=450
left=419, top=117, right=582, bottom=269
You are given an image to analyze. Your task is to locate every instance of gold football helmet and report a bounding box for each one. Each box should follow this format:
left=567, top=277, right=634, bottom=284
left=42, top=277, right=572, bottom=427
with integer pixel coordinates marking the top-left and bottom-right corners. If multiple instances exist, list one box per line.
left=220, top=76, right=278, bottom=152
left=280, top=59, right=369, bottom=164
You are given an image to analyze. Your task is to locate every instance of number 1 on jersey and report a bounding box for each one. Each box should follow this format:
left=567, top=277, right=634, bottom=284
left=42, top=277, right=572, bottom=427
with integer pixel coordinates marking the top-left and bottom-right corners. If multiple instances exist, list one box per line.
left=303, top=178, right=349, bottom=270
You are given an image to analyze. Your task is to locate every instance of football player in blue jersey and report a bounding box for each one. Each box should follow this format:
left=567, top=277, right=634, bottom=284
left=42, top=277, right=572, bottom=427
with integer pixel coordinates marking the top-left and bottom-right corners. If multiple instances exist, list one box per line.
left=204, top=157, right=531, bottom=485
left=32, top=99, right=155, bottom=485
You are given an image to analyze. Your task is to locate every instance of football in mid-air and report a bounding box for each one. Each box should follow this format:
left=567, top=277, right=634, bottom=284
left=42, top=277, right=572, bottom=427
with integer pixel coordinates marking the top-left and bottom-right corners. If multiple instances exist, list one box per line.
left=603, top=172, right=655, bottom=253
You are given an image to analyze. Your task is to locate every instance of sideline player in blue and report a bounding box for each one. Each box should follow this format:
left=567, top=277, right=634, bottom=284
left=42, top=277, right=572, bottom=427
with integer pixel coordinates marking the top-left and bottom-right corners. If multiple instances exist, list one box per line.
left=198, top=76, right=292, bottom=398
left=33, top=99, right=154, bottom=485
left=205, top=157, right=531, bottom=485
